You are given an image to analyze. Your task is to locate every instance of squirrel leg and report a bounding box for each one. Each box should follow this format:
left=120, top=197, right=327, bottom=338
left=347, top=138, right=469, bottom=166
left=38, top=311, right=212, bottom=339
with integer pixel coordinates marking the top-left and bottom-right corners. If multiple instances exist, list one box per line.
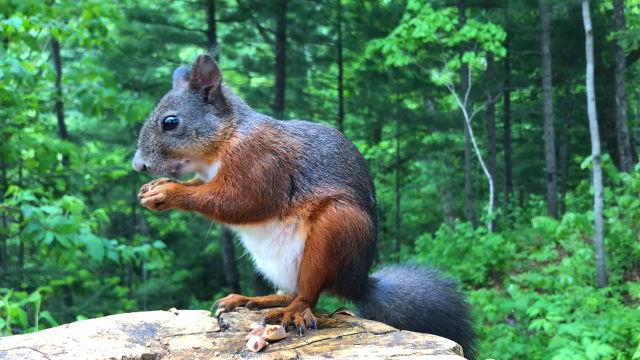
left=261, top=240, right=325, bottom=334
left=263, top=201, right=369, bottom=335
left=213, top=293, right=293, bottom=313
left=264, top=204, right=341, bottom=336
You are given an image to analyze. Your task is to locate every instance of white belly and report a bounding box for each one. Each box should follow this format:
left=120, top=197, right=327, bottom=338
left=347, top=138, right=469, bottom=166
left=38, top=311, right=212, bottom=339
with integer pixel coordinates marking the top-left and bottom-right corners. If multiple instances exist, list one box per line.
left=231, top=220, right=305, bottom=293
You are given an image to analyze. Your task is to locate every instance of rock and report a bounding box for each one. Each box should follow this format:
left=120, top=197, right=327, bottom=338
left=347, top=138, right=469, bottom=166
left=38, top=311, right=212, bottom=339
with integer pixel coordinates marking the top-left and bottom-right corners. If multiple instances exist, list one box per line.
left=0, top=308, right=467, bottom=359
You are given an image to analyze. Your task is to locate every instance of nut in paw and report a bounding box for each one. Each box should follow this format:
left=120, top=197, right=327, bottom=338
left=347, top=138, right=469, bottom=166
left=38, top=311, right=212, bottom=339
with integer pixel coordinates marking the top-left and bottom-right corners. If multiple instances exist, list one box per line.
left=138, top=177, right=174, bottom=197
left=138, top=181, right=182, bottom=211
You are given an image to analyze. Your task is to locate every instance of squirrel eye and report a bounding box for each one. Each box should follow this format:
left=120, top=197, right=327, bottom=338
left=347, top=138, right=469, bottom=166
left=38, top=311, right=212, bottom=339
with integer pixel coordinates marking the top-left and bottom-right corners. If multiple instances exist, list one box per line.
left=161, top=116, right=179, bottom=132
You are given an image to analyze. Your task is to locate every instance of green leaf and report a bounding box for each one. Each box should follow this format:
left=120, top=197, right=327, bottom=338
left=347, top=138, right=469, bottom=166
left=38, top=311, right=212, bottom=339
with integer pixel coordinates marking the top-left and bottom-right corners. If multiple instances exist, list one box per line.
left=80, top=233, right=105, bottom=262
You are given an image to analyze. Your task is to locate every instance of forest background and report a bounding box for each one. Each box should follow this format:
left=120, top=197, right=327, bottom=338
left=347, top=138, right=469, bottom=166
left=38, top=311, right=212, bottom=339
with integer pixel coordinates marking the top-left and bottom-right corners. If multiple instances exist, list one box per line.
left=1, top=0, right=640, bottom=358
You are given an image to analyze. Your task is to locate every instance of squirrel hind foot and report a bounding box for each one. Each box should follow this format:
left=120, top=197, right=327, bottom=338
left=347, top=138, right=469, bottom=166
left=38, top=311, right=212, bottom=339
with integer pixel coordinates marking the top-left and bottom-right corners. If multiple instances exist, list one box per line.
left=263, top=304, right=317, bottom=336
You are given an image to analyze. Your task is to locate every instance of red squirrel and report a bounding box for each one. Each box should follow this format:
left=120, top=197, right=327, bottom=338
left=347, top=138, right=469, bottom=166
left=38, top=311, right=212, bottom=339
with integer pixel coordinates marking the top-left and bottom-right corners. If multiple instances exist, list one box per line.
left=133, top=55, right=475, bottom=357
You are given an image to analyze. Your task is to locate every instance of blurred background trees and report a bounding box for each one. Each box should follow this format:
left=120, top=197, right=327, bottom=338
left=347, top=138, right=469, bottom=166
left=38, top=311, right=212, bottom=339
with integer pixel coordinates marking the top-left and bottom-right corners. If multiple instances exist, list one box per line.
left=1, top=0, right=639, bottom=358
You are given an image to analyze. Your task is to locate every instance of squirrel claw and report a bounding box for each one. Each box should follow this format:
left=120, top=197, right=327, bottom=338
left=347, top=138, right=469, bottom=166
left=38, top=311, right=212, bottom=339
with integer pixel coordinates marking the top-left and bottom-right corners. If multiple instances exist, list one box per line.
left=264, top=305, right=316, bottom=337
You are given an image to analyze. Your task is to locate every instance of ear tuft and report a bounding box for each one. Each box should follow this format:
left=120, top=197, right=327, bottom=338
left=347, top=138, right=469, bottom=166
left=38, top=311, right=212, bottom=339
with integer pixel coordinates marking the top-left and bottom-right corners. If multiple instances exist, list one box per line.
left=172, top=66, right=191, bottom=90
left=189, top=54, right=222, bottom=91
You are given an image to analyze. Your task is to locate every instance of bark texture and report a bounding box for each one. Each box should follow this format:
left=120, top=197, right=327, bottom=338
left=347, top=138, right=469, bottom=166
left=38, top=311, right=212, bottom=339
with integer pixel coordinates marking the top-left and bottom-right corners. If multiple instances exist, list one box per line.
left=582, top=0, right=608, bottom=288
left=540, top=0, right=558, bottom=219
left=559, top=116, right=570, bottom=215
left=503, top=15, right=513, bottom=211
left=0, top=308, right=466, bottom=359
left=458, top=0, right=477, bottom=227
left=273, top=0, right=287, bottom=119
left=613, top=0, right=634, bottom=172
left=337, top=0, right=345, bottom=133
left=486, top=51, right=497, bottom=230
left=206, top=0, right=217, bottom=53
left=51, top=38, right=67, bottom=142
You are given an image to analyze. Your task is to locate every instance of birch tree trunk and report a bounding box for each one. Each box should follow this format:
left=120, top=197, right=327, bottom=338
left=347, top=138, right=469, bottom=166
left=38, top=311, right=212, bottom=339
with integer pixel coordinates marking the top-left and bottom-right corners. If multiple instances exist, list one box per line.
left=540, top=0, right=558, bottom=219
left=613, top=0, right=634, bottom=172
left=486, top=51, right=497, bottom=231
left=458, top=0, right=477, bottom=227
left=582, top=0, right=608, bottom=288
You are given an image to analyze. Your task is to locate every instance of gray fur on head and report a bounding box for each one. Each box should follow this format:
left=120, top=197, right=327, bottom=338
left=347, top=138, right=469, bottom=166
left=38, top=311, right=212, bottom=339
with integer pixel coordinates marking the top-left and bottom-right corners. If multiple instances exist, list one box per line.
left=133, top=55, right=232, bottom=177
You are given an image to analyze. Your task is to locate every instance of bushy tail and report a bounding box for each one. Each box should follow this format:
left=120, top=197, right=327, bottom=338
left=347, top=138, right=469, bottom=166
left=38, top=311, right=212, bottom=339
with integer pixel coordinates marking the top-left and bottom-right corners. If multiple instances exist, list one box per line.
left=355, top=265, right=476, bottom=359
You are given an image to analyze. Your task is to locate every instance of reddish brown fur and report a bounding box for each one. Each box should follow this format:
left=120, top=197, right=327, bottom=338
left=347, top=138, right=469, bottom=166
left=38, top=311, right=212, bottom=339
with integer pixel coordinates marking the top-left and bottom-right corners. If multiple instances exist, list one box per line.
left=216, top=294, right=294, bottom=310
left=153, top=124, right=298, bottom=224
left=139, top=123, right=373, bottom=331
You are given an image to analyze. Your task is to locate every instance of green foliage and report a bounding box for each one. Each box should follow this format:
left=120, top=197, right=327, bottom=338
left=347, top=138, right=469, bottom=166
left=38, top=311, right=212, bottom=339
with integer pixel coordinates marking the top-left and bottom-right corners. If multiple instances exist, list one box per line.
left=0, top=288, right=57, bottom=335
left=368, top=0, right=505, bottom=85
left=1, top=1, right=639, bottom=359
left=409, top=168, right=640, bottom=359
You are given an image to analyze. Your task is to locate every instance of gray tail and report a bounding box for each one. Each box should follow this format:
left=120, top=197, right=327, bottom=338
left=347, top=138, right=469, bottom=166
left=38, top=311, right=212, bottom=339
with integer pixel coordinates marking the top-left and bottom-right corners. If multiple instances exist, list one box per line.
left=355, top=264, right=476, bottom=359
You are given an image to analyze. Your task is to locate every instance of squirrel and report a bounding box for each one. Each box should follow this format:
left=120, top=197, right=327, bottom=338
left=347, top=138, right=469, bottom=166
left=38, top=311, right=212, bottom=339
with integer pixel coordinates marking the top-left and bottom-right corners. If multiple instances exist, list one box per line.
left=132, top=54, right=475, bottom=357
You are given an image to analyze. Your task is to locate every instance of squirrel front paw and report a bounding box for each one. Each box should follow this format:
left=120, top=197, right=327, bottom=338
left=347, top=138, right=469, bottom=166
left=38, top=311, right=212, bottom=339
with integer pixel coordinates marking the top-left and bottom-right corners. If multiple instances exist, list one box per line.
left=139, top=177, right=175, bottom=196
left=138, top=181, right=182, bottom=211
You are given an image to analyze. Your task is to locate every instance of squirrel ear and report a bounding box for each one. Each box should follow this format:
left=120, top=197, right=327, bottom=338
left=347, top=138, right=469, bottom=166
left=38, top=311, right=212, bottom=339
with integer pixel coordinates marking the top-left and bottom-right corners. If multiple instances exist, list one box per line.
left=189, top=54, right=222, bottom=91
left=172, top=66, right=191, bottom=90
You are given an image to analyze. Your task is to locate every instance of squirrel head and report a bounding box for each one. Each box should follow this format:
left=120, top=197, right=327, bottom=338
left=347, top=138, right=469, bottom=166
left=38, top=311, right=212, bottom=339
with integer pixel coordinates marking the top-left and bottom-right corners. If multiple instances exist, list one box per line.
left=132, top=55, right=233, bottom=178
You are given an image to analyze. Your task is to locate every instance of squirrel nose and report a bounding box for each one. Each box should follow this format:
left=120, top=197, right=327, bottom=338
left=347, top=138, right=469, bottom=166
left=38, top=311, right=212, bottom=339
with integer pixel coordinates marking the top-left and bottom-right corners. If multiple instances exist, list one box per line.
left=132, top=150, right=149, bottom=172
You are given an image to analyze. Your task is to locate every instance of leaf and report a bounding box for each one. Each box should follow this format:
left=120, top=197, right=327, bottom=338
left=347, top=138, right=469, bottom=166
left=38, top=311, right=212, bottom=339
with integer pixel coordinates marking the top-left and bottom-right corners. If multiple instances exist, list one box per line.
left=49, top=216, right=80, bottom=235
left=38, top=311, right=58, bottom=328
left=61, top=196, right=85, bottom=214
left=80, top=233, right=105, bottom=262
left=152, top=240, right=166, bottom=249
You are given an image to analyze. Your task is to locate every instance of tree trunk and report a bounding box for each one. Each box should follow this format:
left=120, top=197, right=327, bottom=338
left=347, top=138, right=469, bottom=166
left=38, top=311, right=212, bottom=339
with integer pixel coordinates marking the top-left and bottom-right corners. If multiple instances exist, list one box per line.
left=582, top=0, right=607, bottom=288
left=51, top=39, right=67, bottom=141
left=221, top=227, right=241, bottom=294
left=458, top=0, right=476, bottom=227
left=439, top=186, right=456, bottom=228
left=559, top=116, right=570, bottom=215
left=448, top=73, right=495, bottom=232
left=394, top=94, right=401, bottom=259
left=613, top=0, right=634, bottom=172
left=0, top=157, right=6, bottom=273
left=206, top=0, right=240, bottom=295
left=253, top=273, right=271, bottom=296
left=18, top=161, right=24, bottom=277
left=336, top=0, right=345, bottom=133
left=51, top=37, right=68, bottom=167
left=273, top=0, right=287, bottom=119
left=486, top=51, right=497, bottom=231
left=206, top=0, right=217, bottom=54
left=539, top=0, right=558, bottom=219
left=129, top=180, right=139, bottom=303
left=503, top=3, right=513, bottom=214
